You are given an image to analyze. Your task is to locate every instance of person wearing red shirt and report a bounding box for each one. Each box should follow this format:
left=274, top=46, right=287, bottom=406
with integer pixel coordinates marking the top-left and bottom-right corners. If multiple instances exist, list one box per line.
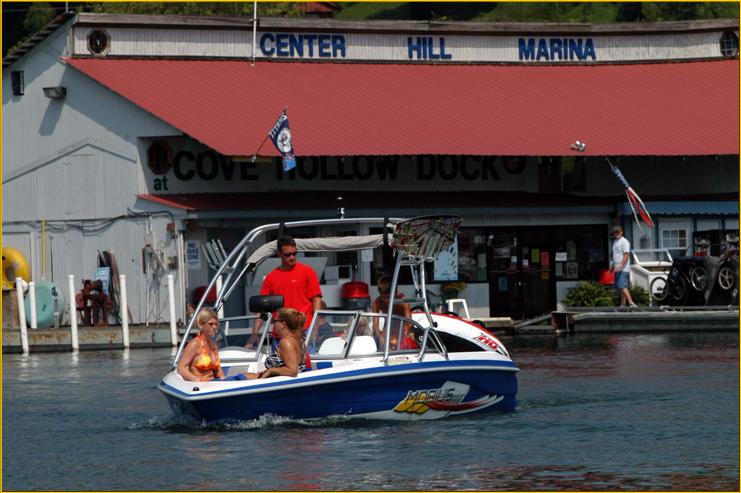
left=246, top=236, right=322, bottom=350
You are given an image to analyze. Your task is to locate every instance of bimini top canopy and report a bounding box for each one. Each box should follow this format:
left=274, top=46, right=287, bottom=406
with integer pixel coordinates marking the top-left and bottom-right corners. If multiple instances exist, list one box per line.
left=246, top=235, right=386, bottom=266
left=245, top=215, right=463, bottom=266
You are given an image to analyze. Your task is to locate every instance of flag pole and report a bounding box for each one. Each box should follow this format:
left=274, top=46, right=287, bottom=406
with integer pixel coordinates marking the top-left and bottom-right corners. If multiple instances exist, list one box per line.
left=251, top=106, right=288, bottom=162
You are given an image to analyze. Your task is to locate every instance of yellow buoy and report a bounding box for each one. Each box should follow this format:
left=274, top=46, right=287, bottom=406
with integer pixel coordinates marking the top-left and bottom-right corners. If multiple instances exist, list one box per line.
left=2, top=247, right=30, bottom=290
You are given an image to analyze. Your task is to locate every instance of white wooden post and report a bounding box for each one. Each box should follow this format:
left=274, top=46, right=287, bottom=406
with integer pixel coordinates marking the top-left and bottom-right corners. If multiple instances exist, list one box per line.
left=67, top=274, right=79, bottom=351
left=15, top=278, right=29, bottom=354
left=216, top=275, right=224, bottom=319
left=167, top=274, right=177, bottom=346
left=28, top=281, right=37, bottom=329
left=120, top=274, right=129, bottom=349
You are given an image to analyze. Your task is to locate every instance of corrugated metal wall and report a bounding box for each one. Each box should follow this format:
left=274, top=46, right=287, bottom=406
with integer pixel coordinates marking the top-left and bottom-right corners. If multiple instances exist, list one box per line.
left=3, top=19, right=187, bottom=324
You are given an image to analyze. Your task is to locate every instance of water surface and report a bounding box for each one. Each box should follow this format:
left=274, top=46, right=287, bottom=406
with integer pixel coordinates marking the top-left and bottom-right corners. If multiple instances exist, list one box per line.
left=4, top=331, right=738, bottom=490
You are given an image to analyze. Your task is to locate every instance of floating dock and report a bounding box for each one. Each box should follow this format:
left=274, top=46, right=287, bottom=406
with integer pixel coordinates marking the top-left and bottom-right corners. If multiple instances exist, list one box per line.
left=548, top=305, right=739, bottom=334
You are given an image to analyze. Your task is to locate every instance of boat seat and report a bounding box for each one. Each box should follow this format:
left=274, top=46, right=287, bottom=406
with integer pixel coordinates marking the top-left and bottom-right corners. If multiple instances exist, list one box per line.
left=318, top=337, right=347, bottom=355
left=349, top=335, right=378, bottom=355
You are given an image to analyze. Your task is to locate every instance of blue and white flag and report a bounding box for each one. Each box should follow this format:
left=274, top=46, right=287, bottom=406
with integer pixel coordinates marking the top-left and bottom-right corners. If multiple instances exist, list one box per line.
left=268, top=110, right=296, bottom=172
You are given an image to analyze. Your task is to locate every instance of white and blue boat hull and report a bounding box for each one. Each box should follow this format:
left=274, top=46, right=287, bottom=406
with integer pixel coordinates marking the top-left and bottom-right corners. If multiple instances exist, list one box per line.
left=159, top=355, right=518, bottom=423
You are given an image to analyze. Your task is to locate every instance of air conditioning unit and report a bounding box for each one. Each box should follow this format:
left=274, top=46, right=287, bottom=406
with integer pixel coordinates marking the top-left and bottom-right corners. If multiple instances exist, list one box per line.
left=324, top=265, right=352, bottom=283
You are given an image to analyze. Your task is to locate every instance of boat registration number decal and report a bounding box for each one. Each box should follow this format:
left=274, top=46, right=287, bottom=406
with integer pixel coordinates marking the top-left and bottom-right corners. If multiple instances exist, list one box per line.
left=387, top=355, right=412, bottom=366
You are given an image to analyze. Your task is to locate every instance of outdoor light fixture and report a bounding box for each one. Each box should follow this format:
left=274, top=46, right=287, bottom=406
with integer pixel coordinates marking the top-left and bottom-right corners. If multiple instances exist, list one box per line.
left=42, top=86, right=67, bottom=99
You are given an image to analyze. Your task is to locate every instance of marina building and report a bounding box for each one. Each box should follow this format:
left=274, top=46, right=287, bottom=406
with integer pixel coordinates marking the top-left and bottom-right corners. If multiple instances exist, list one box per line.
left=3, top=12, right=738, bottom=323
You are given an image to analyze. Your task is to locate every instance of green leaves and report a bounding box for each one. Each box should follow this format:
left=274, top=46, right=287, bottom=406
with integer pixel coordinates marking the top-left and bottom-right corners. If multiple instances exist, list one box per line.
left=564, top=281, right=650, bottom=307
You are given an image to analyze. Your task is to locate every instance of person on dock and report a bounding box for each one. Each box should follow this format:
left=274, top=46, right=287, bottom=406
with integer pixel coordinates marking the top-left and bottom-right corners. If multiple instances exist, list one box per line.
left=610, top=226, right=636, bottom=308
left=177, top=308, right=225, bottom=382
left=245, top=235, right=322, bottom=350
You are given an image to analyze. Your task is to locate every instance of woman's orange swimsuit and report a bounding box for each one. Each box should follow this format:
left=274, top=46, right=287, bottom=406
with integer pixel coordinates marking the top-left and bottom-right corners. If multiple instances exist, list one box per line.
left=192, top=336, right=221, bottom=373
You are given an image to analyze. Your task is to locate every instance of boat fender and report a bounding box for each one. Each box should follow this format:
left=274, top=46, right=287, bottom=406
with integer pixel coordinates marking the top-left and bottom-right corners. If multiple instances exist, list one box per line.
left=2, top=247, right=30, bottom=290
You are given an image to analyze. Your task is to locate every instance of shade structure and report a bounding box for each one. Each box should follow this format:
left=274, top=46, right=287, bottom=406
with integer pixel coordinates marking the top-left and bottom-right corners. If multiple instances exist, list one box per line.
left=66, top=57, right=739, bottom=157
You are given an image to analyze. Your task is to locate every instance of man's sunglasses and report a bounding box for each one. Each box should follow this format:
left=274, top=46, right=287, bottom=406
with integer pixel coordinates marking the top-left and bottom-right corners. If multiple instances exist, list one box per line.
left=282, top=251, right=297, bottom=257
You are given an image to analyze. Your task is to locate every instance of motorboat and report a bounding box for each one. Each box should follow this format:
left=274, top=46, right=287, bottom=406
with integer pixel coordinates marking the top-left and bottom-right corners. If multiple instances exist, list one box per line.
left=158, top=215, right=518, bottom=423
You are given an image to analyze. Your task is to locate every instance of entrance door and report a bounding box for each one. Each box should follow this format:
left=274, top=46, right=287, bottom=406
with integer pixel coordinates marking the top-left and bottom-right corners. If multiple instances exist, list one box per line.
left=487, top=228, right=555, bottom=320
left=519, top=235, right=554, bottom=318
left=486, top=231, right=519, bottom=317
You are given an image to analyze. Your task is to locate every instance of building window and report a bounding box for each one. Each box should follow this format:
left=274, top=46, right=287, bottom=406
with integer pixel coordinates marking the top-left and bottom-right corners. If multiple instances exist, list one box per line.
left=146, top=141, right=172, bottom=175
left=538, top=157, right=562, bottom=192
left=455, top=229, right=487, bottom=282
left=661, top=228, right=689, bottom=257
left=562, top=156, right=586, bottom=192
left=720, top=30, right=739, bottom=57
left=11, top=71, right=24, bottom=96
left=88, top=29, right=110, bottom=55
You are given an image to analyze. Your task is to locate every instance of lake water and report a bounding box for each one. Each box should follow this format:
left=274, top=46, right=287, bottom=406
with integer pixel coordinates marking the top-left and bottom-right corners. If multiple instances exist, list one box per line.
left=3, top=331, right=738, bottom=491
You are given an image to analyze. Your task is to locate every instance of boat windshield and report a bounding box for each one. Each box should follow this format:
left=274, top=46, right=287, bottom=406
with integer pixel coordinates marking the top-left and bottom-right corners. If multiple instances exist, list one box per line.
left=308, top=310, right=433, bottom=358
left=215, top=314, right=262, bottom=349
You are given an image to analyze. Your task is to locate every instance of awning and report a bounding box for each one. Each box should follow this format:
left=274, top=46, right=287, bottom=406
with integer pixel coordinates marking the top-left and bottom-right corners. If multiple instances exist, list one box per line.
left=619, top=200, right=739, bottom=216
left=66, top=58, right=739, bottom=157
left=137, top=191, right=618, bottom=212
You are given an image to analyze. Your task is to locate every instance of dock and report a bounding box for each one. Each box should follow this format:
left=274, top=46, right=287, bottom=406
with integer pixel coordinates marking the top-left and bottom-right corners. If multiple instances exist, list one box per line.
left=2, top=307, right=737, bottom=353
left=548, top=305, right=739, bottom=334
left=2, top=324, right=178, bottom=354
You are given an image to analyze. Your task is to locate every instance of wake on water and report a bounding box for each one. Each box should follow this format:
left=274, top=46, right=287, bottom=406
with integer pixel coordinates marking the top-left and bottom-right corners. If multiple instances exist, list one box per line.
left=128, top=413, right=358, bottom=432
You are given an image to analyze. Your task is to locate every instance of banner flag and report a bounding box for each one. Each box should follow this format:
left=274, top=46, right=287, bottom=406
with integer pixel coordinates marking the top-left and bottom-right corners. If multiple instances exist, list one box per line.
left=268, top=110, right=296, bottom=172
left=608, top=159, right=654, bottom=230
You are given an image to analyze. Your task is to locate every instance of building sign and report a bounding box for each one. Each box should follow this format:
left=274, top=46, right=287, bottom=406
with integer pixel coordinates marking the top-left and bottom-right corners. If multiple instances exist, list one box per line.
left=434, top=237, right=459, bottom=281
left=518, top=38, right=596, bottom=61
left=186, top=240, right=201, bottom=269
left=146, top=142, right=538, bottom=193
left=74, top=27, right=728, bottom=63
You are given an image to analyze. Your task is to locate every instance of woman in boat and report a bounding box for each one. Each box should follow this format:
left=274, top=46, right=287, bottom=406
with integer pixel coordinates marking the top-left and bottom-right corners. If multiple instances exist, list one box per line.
left=247, top=307, right=308, bottom=379
left=371, top=275, right=415, bottom=349
left=177, top=308, right=225, bottom=382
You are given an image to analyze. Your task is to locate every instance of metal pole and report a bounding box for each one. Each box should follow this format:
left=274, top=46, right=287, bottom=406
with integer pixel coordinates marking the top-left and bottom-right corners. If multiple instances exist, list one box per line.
left=216, top=275, right=224, bottom=319
left=41, top=219, right=46, bottom=277
left=168, top=274, right=177, bottom=346
left=67, top=274, right=79, bottom=351
left=28, top=281, right=37, bottom=329
left=15, top=278, right=29, bottom=354
left=251, top=1, right=257, bottom=64
left=120, top=274, right=129, bottom=349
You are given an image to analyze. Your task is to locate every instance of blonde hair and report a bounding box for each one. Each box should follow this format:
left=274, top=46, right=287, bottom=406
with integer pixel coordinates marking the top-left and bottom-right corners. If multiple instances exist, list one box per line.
left=276, top=307, right=306, bottom=333
left=377, top=275, right=393, bottom=294
left=196, top=308, right=218, bottom=330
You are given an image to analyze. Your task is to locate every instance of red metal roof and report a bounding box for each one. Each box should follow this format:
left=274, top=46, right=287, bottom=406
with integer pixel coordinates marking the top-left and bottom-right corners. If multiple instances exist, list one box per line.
left=66, top=58, right=738, bottom=156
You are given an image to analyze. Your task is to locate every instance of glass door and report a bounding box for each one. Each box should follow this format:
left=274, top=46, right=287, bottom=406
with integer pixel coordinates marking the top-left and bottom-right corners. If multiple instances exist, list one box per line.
left=486, top=231, right=519, bottom=317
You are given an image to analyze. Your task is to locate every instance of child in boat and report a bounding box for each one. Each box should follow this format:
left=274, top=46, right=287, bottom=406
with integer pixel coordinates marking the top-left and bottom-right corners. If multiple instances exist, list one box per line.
left=371, top=275, right=415, bottom=349
left=177, top=308, right=225, bottom=382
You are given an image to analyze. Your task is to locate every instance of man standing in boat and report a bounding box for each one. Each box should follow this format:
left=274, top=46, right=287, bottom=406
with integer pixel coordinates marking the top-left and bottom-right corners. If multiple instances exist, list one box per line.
left=245, top=235, right=323, bottom=349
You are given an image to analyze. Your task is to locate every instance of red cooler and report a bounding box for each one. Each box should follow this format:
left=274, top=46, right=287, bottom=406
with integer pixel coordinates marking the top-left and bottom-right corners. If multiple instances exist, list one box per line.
left=192, top=285, right=218, bottom=305
left=340, top=281, right=370, bottom=309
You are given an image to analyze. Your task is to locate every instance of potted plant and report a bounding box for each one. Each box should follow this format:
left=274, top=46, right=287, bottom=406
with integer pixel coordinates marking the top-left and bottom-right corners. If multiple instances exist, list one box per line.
left=441, top=281, right=467, bottom=299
